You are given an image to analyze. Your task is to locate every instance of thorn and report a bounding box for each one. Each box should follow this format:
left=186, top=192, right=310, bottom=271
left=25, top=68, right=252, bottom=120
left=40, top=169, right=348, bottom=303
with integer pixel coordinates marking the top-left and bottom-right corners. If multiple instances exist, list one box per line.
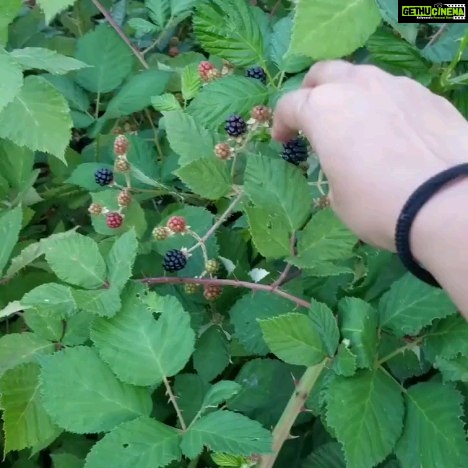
left=291, top=373, right=299, bottom=387
left=287, top=433, right=300, bottom=440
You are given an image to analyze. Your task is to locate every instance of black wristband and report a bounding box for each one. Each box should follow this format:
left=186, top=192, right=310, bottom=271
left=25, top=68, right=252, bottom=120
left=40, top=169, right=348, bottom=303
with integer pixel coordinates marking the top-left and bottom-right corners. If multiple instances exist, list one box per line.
left=395, top=163, right=468, bottom=287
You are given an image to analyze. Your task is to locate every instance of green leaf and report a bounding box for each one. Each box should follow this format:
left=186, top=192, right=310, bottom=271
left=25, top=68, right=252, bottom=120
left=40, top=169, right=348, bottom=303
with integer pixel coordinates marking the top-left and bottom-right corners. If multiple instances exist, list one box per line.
left=40, top=346, right=152, bottom=433
left=176, top=158, right=231, bottom=199
left=193, top=326, right=230, bottom=382
left=187, top=76, right=267, bottom=129
left=103, top=69, right=170, bottom=119
left=332, top=344, right=357, bottom=377
left=0, top=0, right=22, bottom=46
left=0, top=75, right=72, bottom=162
left=91, top=286, right=196, bottom=386
left=181, top=63, right=201, bottom=101
left=128, top=17, right=158, bottom=36
left=375, top=0, right=419, bottom=44
left=230, top=292, right=295, bottom=355
left=51, top=454, right=84, bottom=468
left=193, top=0, right=266, bottom=66
left=290, top=208, right=357, bottom=269
left=434, top=355, right=468, bottom=382
left=308, top=299, right=339, bottom=356
left=201, top=381, right=241, bottom=409
left=259, top=313, right=326, bottom=366
left=84, top=417, right=181, bottom=468
left=151, top=93, right=181, bottom=112
left=421, top=24, right=468, bottom=63
left=0, top=206, right=22, bottom=276
left=163, top=110, right=218, bottom=165
left=245, top=205, right=290, bottom=259
left=72, top=288, right=121, bottom=318
left=0, top=140, right=34, bottom=190
left=43, top=232, right=107, bottom=289
left=106, top=230, right=138, bottom=292
left=244, top=155, right=310, bottom=231
left=0, top=49, right=23, bottom=113
left=289, top=0, right=381, bottom=60
left=180, top=410, right=272, bottom=458
left=22, top=283, right=76, bottom=318
left=338, top=297, right=378, bottom=369
left=379, top=273, right=456, bottom=336
left=0, top=333, right=54, bottom=378
left=174, top=374, right=210, bottom=425
left=395, top=382, right=467, bottom=467
left=146, top=0, right=170, bottom=29
left=302, top=442, right=345, bottom=468
left=9, top=47, right=89, bottom=74
left=424, top=314, right=468, bottom=361
left=37, top=0, right=77, bottom=24
left=43, top=74, right=90, bottom=112
left=0, top=363, right=60, bottom=454
left=326, top=369, right=404, bottom=468
left=75, top=24, right=134, bottom=93
left=211, top=453, right=247, bottom=467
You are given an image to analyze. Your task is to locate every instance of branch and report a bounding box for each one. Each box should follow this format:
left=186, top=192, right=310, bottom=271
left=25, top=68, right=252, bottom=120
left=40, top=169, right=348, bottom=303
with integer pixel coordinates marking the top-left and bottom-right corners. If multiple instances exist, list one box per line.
left=271, top=233, right=296, bottom=289
left=427, top=23, right=448, bottom=48
left=141, top=277, right=311, bottom=309
left=163, top=376, right=187, bottom=431
left=91, top=0, right=149, bottom=70
left=258, top=360, right=328, bottom=468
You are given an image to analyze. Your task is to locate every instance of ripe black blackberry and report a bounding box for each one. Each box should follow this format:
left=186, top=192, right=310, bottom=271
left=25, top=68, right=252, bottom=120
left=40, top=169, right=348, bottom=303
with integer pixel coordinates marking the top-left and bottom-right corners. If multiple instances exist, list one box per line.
left=94, top=167, right=113, bottom=186
left=245, top=66, right=267, bottom=84
left=163, top=249, right=187, bottom=272
left=225, top=115, right=247, bottom=137
left=281, top=138, right=309, bottom=165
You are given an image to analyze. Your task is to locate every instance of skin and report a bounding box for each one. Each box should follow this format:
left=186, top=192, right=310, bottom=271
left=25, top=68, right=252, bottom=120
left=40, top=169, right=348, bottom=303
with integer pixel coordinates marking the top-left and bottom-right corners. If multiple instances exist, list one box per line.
left=272, top=60, right=468, bottom=319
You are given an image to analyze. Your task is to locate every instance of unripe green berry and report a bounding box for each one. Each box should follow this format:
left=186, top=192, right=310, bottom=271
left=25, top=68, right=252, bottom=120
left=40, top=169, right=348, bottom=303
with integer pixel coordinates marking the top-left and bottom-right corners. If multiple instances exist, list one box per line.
left=184, top=283, right=199, bottom=295
left=152, top=226, right=170, bottom=241
left=205, top=259, right=219, bottom=274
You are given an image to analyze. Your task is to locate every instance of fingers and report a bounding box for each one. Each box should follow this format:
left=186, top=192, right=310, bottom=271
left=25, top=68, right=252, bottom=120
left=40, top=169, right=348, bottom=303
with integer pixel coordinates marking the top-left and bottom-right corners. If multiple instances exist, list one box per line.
left=271, top=88, right=315, bottom=142
left=301, top=60, right=355, bottom=88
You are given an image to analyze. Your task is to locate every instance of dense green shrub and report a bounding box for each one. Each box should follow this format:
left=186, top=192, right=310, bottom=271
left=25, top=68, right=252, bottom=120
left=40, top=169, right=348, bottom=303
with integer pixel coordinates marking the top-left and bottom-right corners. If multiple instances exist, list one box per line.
left=0, top=0, right=467, bottom=467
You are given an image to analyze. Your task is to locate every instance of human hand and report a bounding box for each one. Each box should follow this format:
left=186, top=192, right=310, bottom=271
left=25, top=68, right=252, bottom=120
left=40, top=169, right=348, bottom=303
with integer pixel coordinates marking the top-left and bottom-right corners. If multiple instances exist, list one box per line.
left=272, top=60, right=468, bottom=260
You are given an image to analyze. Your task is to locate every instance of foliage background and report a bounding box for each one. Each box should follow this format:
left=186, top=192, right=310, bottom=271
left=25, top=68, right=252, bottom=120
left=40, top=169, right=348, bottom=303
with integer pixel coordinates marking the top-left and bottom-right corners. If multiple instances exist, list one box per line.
left=0, top=0, right=468, bottom=467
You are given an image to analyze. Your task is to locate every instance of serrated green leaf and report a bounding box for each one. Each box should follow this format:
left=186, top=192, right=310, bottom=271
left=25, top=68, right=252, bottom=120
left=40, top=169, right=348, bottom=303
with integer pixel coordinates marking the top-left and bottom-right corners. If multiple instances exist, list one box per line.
left=379, top=273, right=456, bottom=336
left=37, top=0, right=77, bottom=24
left=0, top=300, right=29, bottom=320
left=91, top=285, right=195, bottom=386
left=309, top=299, right=339, bottom=356
left=40, top=346, right=152, bottom=433
left=84, top=416, right=181, bottom=468
left=302, top=442, right=345, bottom=468
left=434, top=355, right=468, bottom=382
left=0, top=333, right=54, bottom=378
left=290, top=0, right=381, bottom=60
left=151, top=93, right=181, bottom=111
left=181, top=63, right=201, bottom=101
left=9, top=47, right=89, bottom=74
left=43, top=232, right=106, bottom=289
left=193, top=0, right=266, bottom=67
left=0, top=206, right=22, bottom=276
left=289, top=208, right=357, bottom=269
left=146, top=0, right=170, bottom=29
left=424, top=314, right=468, bottom=361
left=0, top=140, right=34, bottom=190
left=230, top=292, right=295, bottom=355
left=163, top=110, right=217, bottom=165
left=201, top=381, right=241, bottom=410
left=193, top=326, right=230, bottom=382
left=395, top=382, right=468, bottom=467
left=22, top=283, right=76, bottom=318
left=0, top=49, right=23, bottom=113
left=72, top=287, right=121, bottom=318
left=51, top=453, right=84, bottom=468
left=0, top=75, right=72, bottom=162
left=0, top=363, right=61, bottom=454
left=375, top=0, right=419, bottom=44
left=211, top=453, right=246, bottom=467
left=244, top=154, right=310, bottom=231
left=75, top=24, right=134, bottom=93
left=245, top=205, right=290, bottom=259
left=176, top=158, right=231, bottom=200
left=128, top=17, right=158, bottom=36
left=326, top=369, right=404, bottom=468
left=338, top=297, right=378, bottom=369
left=43, top=74, right=90, bottom=112
left=0, top=0, right=22, bottom=46
left=174, top=374, right=210, bottom=425
left=103, top=69, right=170, bottom=119
left=106, top=230, right=138, bottom=292
left=180, top=410, right=272, bottom=458
left=187, top=76, right=267, bottom=129
left=260, top=313, right=326, bottom=366
left=332, top=343, right=357, bottom=377
left=421, top=24, right=468, bottom=63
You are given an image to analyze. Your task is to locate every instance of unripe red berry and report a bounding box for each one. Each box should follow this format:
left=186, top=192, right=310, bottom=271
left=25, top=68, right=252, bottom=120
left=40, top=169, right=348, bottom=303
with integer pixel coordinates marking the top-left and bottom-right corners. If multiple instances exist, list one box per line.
left=169, top=46, right=179, bottom=57
left=204, top=284, right=222, bottom=301
left=117, top=189, right=132, bottom=207
left=152, top=226, right=170, bottom=241
left=114, top=134, right=129, bottom=156
left=88, top=203, right=103, bottom=215
left=167, top=216, right=187, bottom=233
left=205, top=259, right=219, bottom=274
left=114, top=156, right=130, bottom=173
left=214, top=142, right=232, bottom=160
left=106, top=212, right=123, bottom=229
left=198, top=61, right=215, bottom=80
left=251, top=105, right=272, bottom=124
left=206, top=68, right=221, bottom=81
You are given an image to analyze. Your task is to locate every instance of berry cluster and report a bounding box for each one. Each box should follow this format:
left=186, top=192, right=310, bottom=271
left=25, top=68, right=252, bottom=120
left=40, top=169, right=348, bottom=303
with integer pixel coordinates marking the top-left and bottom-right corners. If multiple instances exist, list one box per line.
left=281, top=137, right=309, bottom=165
left=163, top=249, right=187, bottom=272
left=95, top=168, right=113, bottom=187
left=198, top=61, right=221, bottom=82
left=245, top=66, right=267, bottom=84
left=225, top=114, right=247, bottom=137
